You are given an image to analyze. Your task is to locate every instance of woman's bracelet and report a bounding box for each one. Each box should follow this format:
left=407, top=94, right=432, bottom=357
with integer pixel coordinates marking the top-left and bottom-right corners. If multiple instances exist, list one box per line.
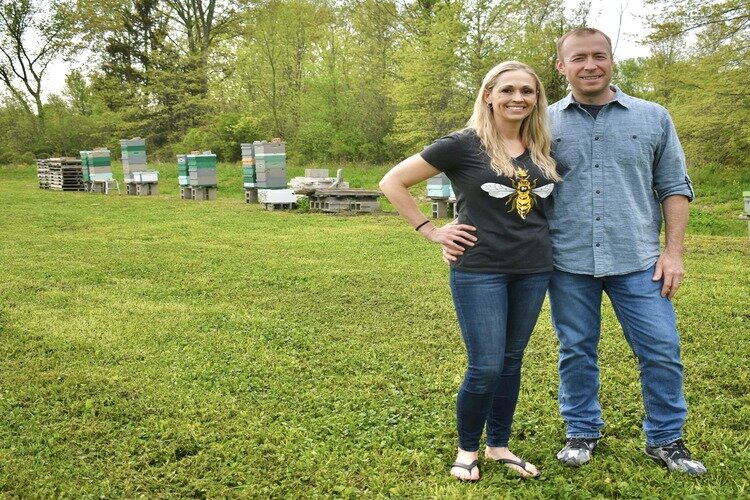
left=414, top=220, right=430, bottom=231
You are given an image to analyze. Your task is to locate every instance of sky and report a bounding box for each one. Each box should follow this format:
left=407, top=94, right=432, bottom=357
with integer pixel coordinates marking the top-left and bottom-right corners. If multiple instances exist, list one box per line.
left=569, top=0, right=653, bottom=60
left=36, top=0, right=652, bottom=99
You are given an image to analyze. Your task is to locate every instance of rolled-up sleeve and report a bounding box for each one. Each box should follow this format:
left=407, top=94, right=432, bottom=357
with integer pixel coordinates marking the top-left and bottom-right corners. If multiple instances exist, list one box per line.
left=653, top=110, right=694, bottom=202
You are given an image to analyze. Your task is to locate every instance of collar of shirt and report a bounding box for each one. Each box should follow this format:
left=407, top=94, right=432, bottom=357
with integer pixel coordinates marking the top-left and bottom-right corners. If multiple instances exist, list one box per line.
left=559, top=85, right=632, bottom=110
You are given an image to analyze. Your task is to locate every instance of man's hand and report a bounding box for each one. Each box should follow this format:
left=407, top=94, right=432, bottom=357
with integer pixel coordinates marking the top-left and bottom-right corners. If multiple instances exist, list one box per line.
left=652, top=249, right=685, bottom=300
left=654, top=195, right=689, bottom=300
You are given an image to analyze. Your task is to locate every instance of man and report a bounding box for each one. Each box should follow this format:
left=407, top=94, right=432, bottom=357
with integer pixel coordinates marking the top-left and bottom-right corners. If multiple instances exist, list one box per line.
left=547, top=27, right=705, bottom=475
left=442, top=27, right=706, bottom=475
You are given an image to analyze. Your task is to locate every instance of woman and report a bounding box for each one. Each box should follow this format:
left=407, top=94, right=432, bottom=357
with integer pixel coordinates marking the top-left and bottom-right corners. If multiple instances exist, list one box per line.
left=379, top=61, right=560, bottom=481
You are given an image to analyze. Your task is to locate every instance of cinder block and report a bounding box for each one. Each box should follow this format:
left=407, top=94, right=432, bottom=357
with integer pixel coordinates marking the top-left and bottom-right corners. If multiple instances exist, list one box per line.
left=262, top=202, right=296, bottom=211
left=304, top=169, right=329, bottom=178
left=432, top=201, right=449, bottom=218
left=190, top=186, right=217, bottom=201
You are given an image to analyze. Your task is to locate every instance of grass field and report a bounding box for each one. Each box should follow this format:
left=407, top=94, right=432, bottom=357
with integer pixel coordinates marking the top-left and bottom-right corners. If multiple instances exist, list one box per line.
left=1, top=162, right=748, bottom=498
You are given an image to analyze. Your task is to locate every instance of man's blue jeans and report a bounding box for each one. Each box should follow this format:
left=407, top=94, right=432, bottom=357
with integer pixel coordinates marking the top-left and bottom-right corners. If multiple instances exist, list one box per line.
left=450, top=269, right=551, bottom=452
left=548, top=266, right=687, bottom=447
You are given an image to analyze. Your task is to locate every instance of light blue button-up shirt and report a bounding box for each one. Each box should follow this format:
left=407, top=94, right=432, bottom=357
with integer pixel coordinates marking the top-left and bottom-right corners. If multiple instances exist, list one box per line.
left=547, top=86, right=694, bottom=277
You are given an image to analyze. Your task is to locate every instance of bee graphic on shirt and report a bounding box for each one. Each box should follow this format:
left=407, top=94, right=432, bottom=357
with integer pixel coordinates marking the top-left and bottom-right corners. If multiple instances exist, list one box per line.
left=481, top=168, right=554, bottom=219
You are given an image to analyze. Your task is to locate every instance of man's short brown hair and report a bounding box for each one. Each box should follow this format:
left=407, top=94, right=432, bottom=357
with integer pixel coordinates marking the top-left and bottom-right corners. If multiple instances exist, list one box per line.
left=556, top=27, right=613, bottom=60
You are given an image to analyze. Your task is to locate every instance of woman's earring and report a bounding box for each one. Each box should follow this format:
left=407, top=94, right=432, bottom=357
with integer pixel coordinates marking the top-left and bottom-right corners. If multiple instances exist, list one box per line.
left=487, top=102, right=493, bottom=109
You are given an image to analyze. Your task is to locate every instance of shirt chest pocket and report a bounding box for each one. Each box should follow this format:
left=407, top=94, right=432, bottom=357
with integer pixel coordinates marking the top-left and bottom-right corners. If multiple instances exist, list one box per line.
left=552, top=134, right=589, bottom=177
left=614, top=132, right=661, bottom=170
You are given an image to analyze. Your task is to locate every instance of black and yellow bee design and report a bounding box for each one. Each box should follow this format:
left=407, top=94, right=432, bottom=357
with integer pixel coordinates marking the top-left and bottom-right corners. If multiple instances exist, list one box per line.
left=481, top=168, right=554, bottom=219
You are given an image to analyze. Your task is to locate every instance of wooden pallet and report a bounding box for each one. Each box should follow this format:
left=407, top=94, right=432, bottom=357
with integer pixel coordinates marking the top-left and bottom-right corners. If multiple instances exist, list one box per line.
left=47, top=161, right=84, bottom=191
left=36, top=159, right=51, bottom=189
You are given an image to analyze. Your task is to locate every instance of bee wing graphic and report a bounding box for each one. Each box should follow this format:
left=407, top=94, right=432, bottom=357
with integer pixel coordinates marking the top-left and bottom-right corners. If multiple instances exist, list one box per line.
left=531, top=183, right=554, bottom=198
left=481, top=183, right=515, bottom=199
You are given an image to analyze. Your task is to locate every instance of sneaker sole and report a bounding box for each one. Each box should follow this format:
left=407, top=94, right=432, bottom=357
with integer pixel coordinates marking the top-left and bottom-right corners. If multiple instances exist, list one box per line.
left=556, top=452, right=592, bottom=467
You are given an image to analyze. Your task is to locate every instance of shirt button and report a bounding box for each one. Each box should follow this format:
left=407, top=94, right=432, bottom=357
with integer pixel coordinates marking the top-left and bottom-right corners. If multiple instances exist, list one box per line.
left=596, top=190, right=600, bottom=194
left=594, top=136, right=599, bottom=140
left=596, top=217, right=601, bottom=221
left=632, top=135, right=637, bottom=139
left=595, top=243, right=600, bottom=247
left=594, top=164, right=599, bottom=168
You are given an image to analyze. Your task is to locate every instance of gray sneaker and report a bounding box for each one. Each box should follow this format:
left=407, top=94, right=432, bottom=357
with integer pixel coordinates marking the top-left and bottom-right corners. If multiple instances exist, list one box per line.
left=645, top=439, right=707, bottom=476
left=556, top=437, right=598, bottom=466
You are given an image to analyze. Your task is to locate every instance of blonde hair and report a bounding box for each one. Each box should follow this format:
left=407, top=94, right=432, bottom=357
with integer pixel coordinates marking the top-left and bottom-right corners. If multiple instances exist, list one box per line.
left=467, top=61, right=559, bottom=181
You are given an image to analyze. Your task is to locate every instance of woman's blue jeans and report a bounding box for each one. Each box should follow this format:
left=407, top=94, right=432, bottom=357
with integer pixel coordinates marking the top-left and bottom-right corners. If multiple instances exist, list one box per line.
left=450, top=269, right=551, bottom=452
left=548, top=266, right=687, bottom=447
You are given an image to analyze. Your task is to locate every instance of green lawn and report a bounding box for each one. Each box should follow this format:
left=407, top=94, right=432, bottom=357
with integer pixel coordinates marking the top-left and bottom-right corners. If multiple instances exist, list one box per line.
left=0, top=163, right=748, bottom=498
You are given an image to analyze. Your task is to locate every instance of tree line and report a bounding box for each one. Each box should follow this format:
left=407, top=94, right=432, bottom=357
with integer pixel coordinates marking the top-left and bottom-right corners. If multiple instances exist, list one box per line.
left=0, top=0, right=746, bottom=169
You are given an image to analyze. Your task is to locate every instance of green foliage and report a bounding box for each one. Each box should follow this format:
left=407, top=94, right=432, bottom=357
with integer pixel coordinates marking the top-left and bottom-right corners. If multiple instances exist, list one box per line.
left=612, top=57, right=650, bottom=98
left=643, top=0, right=750, bottom=170
left=0, top=0, right=76, bottom=119
left=0, top=164, right=747, bottom=496
left=389, top=1, right=469, bottom=153
left=0, top=0, right=747, bottom=172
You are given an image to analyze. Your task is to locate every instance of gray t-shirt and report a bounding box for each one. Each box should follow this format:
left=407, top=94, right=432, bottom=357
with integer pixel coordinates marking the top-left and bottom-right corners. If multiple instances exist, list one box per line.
left=421, top=128, right=555, bottom=274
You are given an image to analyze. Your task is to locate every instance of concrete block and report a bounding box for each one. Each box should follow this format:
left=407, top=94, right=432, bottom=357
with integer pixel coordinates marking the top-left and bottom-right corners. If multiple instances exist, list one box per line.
left=304, top=169, right=329, bottom=178
left=432, top=201, right=449, bottom=218
left=191, top=186, right=217, bottom=201
left=262, top=202, right=296, bottom=211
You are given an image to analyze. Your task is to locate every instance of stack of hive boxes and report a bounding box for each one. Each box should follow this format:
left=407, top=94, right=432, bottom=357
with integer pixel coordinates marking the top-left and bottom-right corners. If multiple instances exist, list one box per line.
left=426, top=172, right=456, bottom=218
left=182, top=151, right=218, bottom=200
left=241, top=143, right=256, bottom=186
left=88, top=149, right=113, bottom=181
left=121, top=138, right=158, bottom=195
left=177, top=154, right=189, bottom=188
left=241, top=143, right=257, bottom=203
left=427, top=172, right=452, bottom=198
left=79, top=150, right=91, bottom=188
left=254, top=140, right=287, bottom=189
left=81, top=148, right=114, bottom=193
left=254, top=140, right=298, bottom=210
